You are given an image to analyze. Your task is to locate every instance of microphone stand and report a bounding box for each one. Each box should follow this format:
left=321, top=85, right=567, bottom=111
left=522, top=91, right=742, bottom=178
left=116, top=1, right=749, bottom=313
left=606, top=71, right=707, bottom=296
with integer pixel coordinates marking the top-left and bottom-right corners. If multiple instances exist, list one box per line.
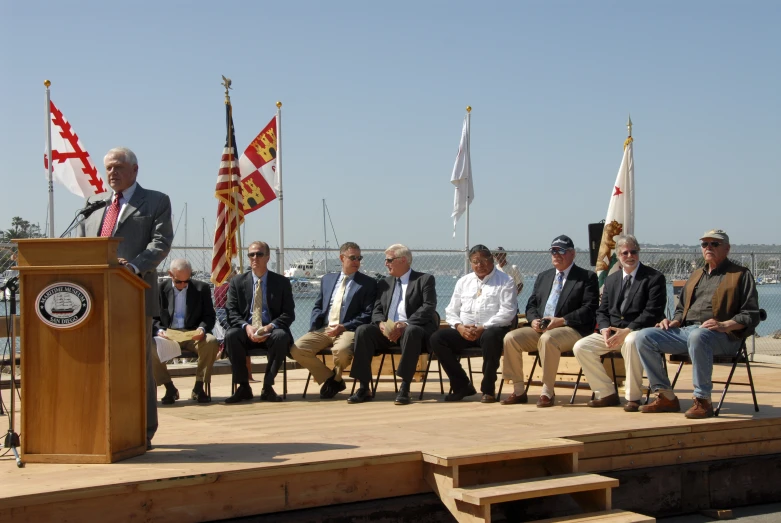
left=60, top=200, right=109, bottom=238
left=2, top=277, right=22, bottom=467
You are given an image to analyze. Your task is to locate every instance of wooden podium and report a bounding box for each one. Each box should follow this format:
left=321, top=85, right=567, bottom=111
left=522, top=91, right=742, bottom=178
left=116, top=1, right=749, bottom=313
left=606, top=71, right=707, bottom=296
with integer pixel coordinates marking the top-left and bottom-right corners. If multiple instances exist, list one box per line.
left=15, top=238, right=149, bottom=464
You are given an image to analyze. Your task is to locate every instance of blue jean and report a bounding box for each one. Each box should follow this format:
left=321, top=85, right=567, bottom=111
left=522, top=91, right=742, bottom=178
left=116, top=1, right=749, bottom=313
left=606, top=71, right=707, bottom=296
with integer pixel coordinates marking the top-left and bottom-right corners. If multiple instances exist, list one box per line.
left=635, top=325, right=742, bottom=399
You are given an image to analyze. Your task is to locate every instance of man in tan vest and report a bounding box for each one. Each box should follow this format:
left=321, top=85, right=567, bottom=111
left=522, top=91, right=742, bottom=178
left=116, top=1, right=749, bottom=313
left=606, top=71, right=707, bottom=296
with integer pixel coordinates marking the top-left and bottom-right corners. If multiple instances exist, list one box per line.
left=635, top=229, right=759, bottom=419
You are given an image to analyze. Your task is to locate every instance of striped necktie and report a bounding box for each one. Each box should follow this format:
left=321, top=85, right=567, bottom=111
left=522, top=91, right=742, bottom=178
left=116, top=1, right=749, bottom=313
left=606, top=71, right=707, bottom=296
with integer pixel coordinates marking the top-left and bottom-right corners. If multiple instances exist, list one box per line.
left=99, top=192, right=123, bottom=237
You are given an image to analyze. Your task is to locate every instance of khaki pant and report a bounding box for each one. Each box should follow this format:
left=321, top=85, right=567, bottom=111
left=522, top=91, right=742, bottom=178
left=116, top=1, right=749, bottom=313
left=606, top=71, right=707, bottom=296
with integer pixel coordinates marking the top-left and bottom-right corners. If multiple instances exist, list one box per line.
left=152, top=331, right=220, bottom=385
left=502, top=326, right=582, bottom=397
left=289, top=329, right=356, bottom=384
left=573, top=331, right=644, bottom=401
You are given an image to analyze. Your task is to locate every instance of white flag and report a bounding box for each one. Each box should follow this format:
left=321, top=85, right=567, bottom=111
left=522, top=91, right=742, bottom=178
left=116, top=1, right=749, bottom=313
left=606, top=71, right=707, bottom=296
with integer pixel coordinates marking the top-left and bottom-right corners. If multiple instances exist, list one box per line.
left=596, top=137, right=635, bottom=288
left=43, top=101, right=107, bottom=198
left=450, top=115, right=473, bottom=237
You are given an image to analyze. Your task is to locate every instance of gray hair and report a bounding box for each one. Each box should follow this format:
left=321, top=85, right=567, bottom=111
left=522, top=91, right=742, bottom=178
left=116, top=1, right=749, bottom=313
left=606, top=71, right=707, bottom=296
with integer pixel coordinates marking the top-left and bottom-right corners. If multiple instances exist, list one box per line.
left=169, top=258, right=192, bottom=272
left=105, top=147, right=138, bottom=166
left=386, top=243, right=412, bottom=264
left=615, top=234, right=640, bottom=252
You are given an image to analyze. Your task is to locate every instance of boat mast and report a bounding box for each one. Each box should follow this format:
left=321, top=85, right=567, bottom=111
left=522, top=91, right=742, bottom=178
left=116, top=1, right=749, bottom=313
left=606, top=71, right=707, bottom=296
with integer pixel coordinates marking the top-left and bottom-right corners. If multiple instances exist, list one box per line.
left=322, top=199, right=327, bottom=272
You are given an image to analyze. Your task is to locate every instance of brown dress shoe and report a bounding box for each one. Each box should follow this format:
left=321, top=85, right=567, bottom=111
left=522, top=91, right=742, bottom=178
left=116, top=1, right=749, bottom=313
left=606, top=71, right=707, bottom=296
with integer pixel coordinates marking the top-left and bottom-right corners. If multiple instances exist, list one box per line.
left=481, top=394, right=496, bottom=404
left=501, top=392, right=529, bottom=405
left=587, top=393, right=620, bottom=408
left=536, top=394, right=555, bottom=408
left=641, top=393, right=681, bottom=413
left=685, top=397, right=714, bottom=419
left=624, top=400, right=641, bottom=412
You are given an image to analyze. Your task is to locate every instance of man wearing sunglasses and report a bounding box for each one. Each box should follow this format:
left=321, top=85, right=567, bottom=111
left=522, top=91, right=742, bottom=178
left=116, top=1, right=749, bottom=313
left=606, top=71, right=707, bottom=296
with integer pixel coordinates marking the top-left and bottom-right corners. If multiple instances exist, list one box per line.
left=152, top=258, right=220, bottom=404
left=635, top=229, right=759, bottom=419
left=224, top=241, right=295, bottom=404
left=289, top=242, right=377, bottom=399
left=348, top=244, right=438, bottom=405
left=572, top=235, right=666, bottom=411
left=501, top=235, right=599, bottom=407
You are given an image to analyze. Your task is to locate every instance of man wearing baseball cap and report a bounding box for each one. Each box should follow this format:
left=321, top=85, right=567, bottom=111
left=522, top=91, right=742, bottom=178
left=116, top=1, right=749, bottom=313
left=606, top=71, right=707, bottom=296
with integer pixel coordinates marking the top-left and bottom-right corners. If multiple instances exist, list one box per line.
left=635, top=229, right=760, bottom=419
left=501, top=235, right=599, bottom=407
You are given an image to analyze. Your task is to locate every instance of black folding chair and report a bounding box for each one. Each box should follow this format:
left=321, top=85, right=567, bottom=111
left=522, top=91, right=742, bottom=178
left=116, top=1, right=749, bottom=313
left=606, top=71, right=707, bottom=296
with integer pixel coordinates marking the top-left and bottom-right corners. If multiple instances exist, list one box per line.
left=524, top=350, right=582, bottom=404
left=301, top=348, right=358, bottom=399
left=230, top=347, right=288, bottom=399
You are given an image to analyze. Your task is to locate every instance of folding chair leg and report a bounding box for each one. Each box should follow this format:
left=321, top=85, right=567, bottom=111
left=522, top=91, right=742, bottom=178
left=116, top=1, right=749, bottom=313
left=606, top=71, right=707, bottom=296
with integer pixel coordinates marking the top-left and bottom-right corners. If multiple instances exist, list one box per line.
left=351, top=379, right=357, bottom=394
left=570, top=367, right=583, bottom=404
left=390, top=353, right=399, bottom=393
left=745, top=357, right=760, bottom=413
left=372, top=354, right=386, bottom=396
left=466, top=357, right=474, bottom=385
left=609, top=356, right=619, bottom=396
left=283, top=356, right=287, bottom=400
left=303, top=373, right=312, bottom=398
left=671, top=361, right=685, bottom=390
left=419, top=356, right=433, bottom=400
left=437, top=358, right=445, bottom=394
left=497, top=377, right=504, bottom=401
left=524, top=354, right=540, bottom=395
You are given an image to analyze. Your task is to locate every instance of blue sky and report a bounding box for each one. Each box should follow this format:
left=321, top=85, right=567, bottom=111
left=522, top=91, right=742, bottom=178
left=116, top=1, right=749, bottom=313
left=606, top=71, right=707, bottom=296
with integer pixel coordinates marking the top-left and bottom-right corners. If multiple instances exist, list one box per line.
left=1, top=1, right=779, bottom=251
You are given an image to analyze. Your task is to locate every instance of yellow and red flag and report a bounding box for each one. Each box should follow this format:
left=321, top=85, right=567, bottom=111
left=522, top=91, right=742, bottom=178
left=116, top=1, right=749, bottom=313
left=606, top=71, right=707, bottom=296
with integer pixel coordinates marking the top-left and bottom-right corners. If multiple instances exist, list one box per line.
left=238, top=116, right=278, bottom=214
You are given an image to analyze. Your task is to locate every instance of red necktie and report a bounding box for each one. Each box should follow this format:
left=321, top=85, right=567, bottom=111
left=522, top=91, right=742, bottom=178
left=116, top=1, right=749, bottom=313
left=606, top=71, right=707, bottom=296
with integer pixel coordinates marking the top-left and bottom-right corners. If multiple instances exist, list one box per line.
left=99, top=192, right=123, bottom=237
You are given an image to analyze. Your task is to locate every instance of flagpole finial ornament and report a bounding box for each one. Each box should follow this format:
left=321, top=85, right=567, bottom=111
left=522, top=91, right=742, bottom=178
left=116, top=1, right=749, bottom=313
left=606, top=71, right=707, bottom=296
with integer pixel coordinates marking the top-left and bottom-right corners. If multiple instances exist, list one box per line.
left=276, top=101, right=282, bottom=108
left=627, top=114, right=633, bottom=137
left=466, top=106, right=471, bottom=113
left=221, top=75, right=232, bottom=103
left=44, top=80, right=51, bottom=88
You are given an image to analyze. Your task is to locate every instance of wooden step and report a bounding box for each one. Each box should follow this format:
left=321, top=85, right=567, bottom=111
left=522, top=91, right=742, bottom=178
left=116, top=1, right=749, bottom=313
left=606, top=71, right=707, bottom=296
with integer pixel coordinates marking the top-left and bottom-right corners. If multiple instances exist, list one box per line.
left=530, top=509, right=655, bottom=523
left=452, top=473, right=618, bottom=506
left=423, top=438, right=584, bottom=467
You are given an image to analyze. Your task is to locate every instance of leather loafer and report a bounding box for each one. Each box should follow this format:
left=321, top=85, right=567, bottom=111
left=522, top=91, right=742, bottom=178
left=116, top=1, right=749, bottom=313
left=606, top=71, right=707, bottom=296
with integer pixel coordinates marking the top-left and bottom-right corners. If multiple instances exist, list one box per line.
left=347, top=387, right=372, bottom=404
left=445, top=383, right=477, bottom=402
left=224, top=384, right=253, bottom=404
left=320, top=376, right=347, bottom=399
left=500, top=392, right=528, bottom=405
left=624, top=400, right=642, bottom=412
left=536, top=394, right=555, bottom=408
left=587, top=393, right=620, bottom=408
left=260, top=386, right=284, bottom=402
left=481, top=394, right=496, bottom=404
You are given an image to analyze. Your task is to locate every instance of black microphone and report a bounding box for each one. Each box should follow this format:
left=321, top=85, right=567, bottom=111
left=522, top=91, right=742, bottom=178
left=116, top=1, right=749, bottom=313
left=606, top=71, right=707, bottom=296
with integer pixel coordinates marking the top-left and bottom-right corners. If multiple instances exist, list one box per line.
left=78, top=198, right=111, bottom=218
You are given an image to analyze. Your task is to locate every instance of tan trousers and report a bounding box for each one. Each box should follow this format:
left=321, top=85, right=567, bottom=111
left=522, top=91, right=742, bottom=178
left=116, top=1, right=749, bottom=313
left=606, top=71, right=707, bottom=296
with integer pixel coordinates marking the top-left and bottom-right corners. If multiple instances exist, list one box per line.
left=503, top=326, right=582, bottom=397
left=573, top=331, right=643, bottom=401
left=289, top=329, right=356, bottom=384
left=152, top=332, right=220, bottom=385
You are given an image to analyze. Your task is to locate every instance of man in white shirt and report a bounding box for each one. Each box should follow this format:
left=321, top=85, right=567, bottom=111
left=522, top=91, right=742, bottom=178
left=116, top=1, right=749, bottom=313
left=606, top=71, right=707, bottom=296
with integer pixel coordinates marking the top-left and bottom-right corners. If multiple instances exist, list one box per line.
left=430, top=245, right=518, bottom=403
left=494, top=246, right=524, bottom=295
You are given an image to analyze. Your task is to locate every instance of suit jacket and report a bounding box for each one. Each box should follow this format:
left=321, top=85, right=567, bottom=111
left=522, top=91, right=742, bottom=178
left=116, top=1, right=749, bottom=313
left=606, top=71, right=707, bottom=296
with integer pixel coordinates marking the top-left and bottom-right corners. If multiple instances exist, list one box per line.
left=310, top=271, right=378, bottom=332
left=225, top=270, right=295, bottom=336
left=153, top=279, right=217, bottom=334
left=597, top=264, right=667, bottom=331
left=372, top=270, right=438, bottom=336
left=525, top=264, right=599, bottom=337
left=78, top=184, right=173, bottom=316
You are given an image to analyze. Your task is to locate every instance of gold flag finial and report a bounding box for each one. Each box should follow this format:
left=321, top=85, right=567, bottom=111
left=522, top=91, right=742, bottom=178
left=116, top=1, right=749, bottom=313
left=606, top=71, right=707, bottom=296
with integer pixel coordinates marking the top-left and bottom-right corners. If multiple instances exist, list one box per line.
left=221, top=75, right=232, bottom=104
left=466, top=106, right=471, bottom=113
left=276, top=101, right=282, bottom=108
left=44, top=79, right=51, bottom=88
left=627, top=114, right=633, bottom=137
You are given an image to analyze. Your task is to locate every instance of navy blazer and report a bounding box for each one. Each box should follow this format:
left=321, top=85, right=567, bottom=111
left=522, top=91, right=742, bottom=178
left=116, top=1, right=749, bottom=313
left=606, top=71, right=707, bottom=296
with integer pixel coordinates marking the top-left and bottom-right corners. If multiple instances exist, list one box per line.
left=310, top=271, right=377, bottom=332
left=225, top=270, right=295, bottom=335
left=372, top=270, right=438, bottom=335
left=525, top=264, right=599, bottom=338
left=153, top=279, right=216, bottom=334
left=597, top=264, right=667, bottom=331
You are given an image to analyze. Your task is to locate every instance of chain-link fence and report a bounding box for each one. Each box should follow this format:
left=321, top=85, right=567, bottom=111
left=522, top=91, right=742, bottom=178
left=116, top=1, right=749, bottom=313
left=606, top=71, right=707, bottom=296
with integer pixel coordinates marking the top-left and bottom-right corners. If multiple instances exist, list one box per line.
left=2, top=243, right=780, bottom=357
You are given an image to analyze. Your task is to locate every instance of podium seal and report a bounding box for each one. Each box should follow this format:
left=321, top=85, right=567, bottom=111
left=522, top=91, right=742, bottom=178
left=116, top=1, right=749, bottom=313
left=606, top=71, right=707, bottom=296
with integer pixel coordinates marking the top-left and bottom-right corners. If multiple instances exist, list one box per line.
left=36, top=283, right=92, bottom=329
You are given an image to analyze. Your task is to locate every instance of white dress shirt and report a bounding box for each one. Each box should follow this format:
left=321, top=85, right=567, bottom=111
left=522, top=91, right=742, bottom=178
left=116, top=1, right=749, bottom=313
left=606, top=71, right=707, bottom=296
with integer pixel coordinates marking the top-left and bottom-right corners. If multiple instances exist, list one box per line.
left=393, top=269, right=412, bottom=322
left=171, top=284, right=187, bottom=329
left=446, top=268, right=517, bottom=328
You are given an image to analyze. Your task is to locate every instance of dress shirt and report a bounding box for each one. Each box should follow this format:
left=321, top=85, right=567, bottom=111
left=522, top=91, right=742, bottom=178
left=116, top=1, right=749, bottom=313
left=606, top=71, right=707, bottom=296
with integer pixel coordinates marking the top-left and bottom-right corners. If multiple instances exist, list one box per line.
left=600, top=263, right=640, bottom=333
left=326, top=272, right=355, bottom=317
left=446, top=268, right=517, bottom=328
left=394, top=269, right=412, bottom=322
left=497, top=263, right=522, bottom=289
left=172, top=284, right=187, bottom=328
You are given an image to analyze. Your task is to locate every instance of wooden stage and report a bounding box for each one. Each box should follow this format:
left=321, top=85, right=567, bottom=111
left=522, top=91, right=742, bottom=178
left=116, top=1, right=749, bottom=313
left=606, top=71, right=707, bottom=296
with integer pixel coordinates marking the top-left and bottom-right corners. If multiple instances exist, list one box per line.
left=3, top=357, right=781, bottom=522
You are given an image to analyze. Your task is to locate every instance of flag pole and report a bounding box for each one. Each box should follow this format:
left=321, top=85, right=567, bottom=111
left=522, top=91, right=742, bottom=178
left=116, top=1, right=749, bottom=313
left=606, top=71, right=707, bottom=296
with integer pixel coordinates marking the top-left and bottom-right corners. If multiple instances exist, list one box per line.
left=45, top=80, right=54, bottom=238
left=223, top=79, right=243, bottom=273
left=276, top=101, right=285, bottom=274
left=464, top=105, right=471, bottom=274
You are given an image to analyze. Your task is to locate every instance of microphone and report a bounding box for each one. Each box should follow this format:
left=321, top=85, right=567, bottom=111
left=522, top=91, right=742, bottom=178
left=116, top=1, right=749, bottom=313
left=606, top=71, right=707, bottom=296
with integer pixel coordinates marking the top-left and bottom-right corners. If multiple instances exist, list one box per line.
left=78, top=198, right=111, bottom=218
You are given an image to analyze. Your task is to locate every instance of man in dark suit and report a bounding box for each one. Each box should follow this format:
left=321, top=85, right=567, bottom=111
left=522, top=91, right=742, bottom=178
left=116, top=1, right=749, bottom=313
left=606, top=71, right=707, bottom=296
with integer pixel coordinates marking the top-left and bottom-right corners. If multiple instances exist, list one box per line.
left=152, top=258, right=220, bottom=405
left=348, top=244, right=437, bottom=405
left=78, top=147, right=173, bottom=446
left=501, top=235, right=599, bottom=408
left=224, top=241, right=295, bottom=404
left=290, top=242, right=377, bottom=399
left=573, top=235, right=666, bottom=411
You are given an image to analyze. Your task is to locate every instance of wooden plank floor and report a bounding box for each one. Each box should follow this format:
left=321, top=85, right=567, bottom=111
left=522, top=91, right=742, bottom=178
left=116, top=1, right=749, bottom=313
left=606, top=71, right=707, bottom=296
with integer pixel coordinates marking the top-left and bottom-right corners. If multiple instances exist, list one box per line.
left=2, top=357, right=781, bottom=514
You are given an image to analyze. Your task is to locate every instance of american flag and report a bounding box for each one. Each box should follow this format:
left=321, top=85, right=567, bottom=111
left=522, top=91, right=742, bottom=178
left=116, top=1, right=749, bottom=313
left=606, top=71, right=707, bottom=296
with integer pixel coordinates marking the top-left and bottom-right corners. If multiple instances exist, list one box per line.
left=211, top=102, right=245, bottom=285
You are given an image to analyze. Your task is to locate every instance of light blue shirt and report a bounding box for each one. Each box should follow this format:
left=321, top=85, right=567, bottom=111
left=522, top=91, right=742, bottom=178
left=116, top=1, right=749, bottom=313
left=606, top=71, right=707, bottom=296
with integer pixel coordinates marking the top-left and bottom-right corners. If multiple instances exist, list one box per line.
left=171, top=284, right=187, bottom=329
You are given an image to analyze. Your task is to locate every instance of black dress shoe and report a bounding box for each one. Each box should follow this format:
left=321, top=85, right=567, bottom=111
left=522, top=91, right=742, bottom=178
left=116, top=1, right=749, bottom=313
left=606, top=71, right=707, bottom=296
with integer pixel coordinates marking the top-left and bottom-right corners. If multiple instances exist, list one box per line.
left=394, top=382, right=411, bottom=405
left=224, top=384, right=253, bottom=404
left=146, top=439, right=153, bottom=451
left=445, top=383, right=477, bottom=402
left=347, top=387, right=372, bottom=404
left=320, top=376, right=347, bottom=399
left=191, top=382, right=211, bottom=403
left=161, top=383, right=179, bottom=405
left=260, top=386, right=284, bottom=402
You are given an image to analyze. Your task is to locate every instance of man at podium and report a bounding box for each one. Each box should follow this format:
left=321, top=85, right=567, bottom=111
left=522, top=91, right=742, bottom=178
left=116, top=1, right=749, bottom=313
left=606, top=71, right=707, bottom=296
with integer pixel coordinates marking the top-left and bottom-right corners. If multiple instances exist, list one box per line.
left=79, top=147, right=173, bottom=446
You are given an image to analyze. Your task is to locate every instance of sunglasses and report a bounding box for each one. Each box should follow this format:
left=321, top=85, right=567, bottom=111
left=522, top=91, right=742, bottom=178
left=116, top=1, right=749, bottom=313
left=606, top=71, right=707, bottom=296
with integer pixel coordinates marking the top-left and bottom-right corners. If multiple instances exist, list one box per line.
left=619, top=250, right=639, bottom=256
left=247, top=251, right=265, bottom=258
left=173, top=278, right=190, bottom=285
left=700, top=241, right=722, bottom=248
left=345, top=255, right=364, bottom=261
left=384, top=257, right=400, bottom=264
left=470, top=257, right=492, bottom=265
left=549, top=248, right=569, bottom=255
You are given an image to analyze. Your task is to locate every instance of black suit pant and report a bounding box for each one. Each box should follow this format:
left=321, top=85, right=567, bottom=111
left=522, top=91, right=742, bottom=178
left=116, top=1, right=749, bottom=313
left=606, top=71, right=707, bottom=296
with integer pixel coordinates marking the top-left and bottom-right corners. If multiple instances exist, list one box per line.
left=430, top=326, right=510, bottom=395
left=226, top=327, right=291, bottom=386
left=350, top=323, right=427, bottom=386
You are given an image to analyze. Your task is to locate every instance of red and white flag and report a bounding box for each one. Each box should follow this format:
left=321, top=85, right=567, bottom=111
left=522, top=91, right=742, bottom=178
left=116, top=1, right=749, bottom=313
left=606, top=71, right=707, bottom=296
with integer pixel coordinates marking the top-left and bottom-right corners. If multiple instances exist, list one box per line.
left=43, top=101, right=107, bottom=197
left=238, top=116, right=278, bottom=214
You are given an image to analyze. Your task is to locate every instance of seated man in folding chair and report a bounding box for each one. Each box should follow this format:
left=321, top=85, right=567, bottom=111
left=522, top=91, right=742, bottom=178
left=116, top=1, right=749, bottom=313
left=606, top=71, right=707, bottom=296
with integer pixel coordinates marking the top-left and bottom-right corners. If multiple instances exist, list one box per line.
left=348, top=244, right=437, bottom=405
left=431, top=244, right=517, bottom=403
left=635, top=229, right=759, bottom=419
left=152, top=258, right=220, bottom=404
left=572, top=235, right=666, bottom=412
left=501, top=235, right=599, bottom=408
left=224, top=241, right=295, bottom=404
left=289, top=242, right=377, bottom=399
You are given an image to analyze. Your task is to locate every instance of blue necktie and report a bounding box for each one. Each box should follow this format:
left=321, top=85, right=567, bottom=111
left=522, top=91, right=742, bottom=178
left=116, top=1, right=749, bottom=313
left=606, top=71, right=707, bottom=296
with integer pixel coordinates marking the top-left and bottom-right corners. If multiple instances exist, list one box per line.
left=388, top=279, right=402, bottom=321
left=544, top=272, right=564, bottom=317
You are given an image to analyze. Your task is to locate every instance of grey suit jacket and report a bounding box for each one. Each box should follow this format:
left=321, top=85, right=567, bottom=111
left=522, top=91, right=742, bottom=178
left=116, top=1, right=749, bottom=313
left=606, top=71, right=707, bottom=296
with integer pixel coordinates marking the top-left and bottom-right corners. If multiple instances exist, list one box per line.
left=78, top=183, right=173, bottom=316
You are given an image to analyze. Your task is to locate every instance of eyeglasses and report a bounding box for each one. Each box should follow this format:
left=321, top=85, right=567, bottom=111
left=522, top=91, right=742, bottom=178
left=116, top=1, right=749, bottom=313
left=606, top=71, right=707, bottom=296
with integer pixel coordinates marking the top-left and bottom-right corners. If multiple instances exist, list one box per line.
left=470, top=257, right=492, bottom=266
left=173, top=278, right=190, bottom=285
left=384, top=257, right=400, bottom=264
left=247, top=251, right=265, bottom=258
left=344, top=255, right=364, bottom=261
left=619, top=250, right=639, bottom=256
left=700, top=241, right=722, bottom=248
left=549, top=248, right=569, bottom=255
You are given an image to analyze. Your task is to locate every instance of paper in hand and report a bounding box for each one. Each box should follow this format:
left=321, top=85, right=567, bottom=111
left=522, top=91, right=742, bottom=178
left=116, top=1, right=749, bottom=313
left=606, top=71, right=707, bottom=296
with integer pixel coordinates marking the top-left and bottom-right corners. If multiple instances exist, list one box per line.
left=155, top=336, right=181, bottom=363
